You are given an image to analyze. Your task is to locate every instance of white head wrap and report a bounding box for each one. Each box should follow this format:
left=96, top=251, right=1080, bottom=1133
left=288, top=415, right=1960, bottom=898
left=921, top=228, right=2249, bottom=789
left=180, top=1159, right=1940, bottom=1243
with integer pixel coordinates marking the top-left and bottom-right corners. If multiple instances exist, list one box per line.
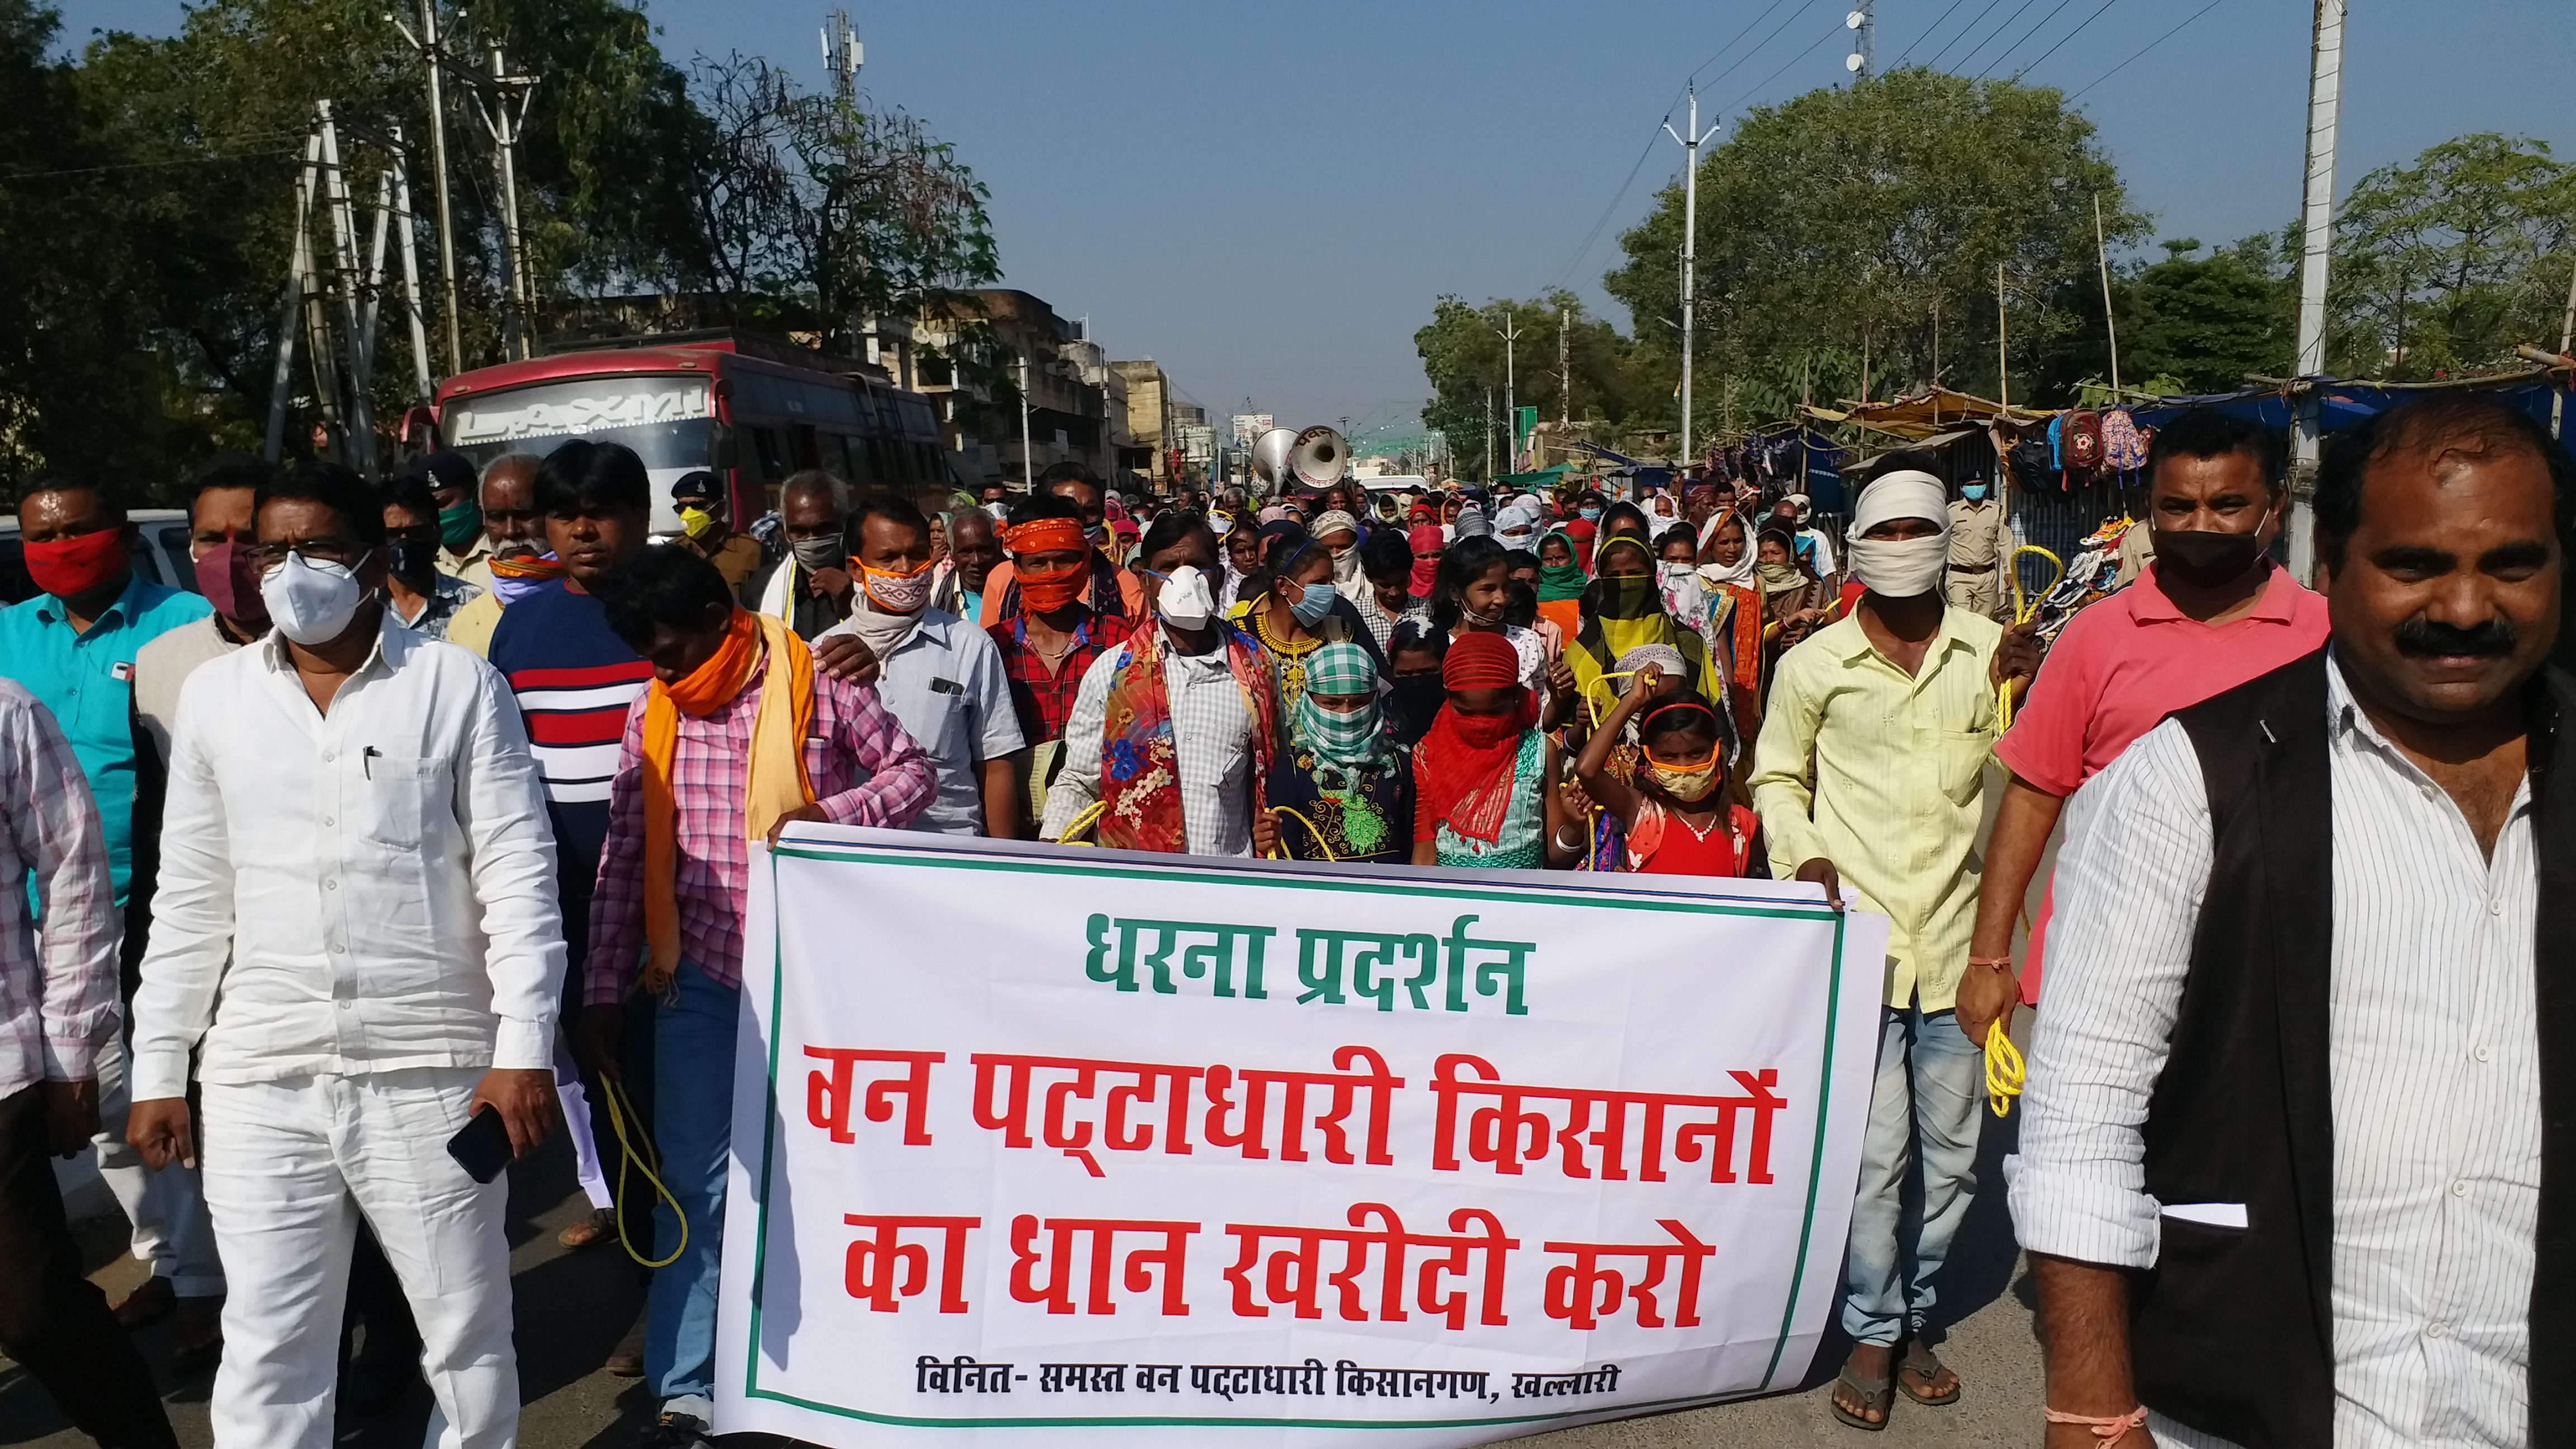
left=1850, top=471, right=1951, bottom=538
left=1694, top=508, right=1757, bottom=589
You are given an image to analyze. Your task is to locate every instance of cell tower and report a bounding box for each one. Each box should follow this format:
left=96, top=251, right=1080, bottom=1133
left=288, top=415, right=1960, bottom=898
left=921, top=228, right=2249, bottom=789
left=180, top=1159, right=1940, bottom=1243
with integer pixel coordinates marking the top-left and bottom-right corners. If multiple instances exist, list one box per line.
left=823, top=10, right=863, bottom=101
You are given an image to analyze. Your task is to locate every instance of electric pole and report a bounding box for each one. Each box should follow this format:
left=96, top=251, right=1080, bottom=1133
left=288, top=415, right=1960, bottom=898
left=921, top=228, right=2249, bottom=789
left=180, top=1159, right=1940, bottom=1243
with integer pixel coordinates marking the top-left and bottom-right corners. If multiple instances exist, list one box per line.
left=2286, top=0, right=2345, bottom=583
left=1663, top=87, right=1715, bottom=472
left=1018, top=353, right=1036, bottom=490
left=1845, top=1, right=1874, bottom=79
left=1483, top=386, right=1493, bottom=483
left=1558, top=307, right=1570, bottom=427
left=389, top=0, right=463, bottom=376
left=472, top=41, right=538, bottom=361
left=1491, top=315, right=1523, bottom=473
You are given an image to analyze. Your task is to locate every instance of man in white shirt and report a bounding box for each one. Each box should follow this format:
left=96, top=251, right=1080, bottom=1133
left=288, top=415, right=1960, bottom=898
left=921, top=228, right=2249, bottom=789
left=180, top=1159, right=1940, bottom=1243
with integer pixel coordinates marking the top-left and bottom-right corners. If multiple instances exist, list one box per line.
left=2014, top=396, right=2571, bottom=1448
left=126, top=461, right=566, bottom=1449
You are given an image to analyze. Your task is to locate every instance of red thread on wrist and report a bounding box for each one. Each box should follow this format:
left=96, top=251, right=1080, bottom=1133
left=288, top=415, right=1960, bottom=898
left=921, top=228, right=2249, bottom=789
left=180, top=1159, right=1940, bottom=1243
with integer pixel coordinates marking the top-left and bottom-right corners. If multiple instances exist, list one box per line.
left=2043, top=1405, right=2148, bottom=1439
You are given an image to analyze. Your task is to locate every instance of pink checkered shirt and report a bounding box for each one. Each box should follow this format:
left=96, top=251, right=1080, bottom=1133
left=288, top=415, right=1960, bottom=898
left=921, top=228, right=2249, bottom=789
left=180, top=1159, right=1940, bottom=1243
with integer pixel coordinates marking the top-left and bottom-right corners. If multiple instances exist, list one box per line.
left=585, top=663, right=934, bottom=1005
left=0, top=679, right=117, bottom=1098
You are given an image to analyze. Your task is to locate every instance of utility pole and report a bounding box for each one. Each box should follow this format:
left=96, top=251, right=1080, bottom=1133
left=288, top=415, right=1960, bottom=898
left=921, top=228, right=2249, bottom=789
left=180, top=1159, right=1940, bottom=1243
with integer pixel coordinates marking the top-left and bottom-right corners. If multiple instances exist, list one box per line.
left=1845, top=0, right=1874, bottom=79
left=1483, top=386, right=1494, bottom=483
left=388, top=1, right=463, bottom=376
left=1490, top=314, right=1523, bottom=472
left=266, top=131, right=323, bottom=462
left=472, top=41, right=538, bottom=361
left=1558, top=306, right=1571, bottom=427
left=2285, top=0, right=2344, bottom=583
left=389, top=131, right=434, bottom=402
left=822, top=9, right=861, bottom=101
left=1996, top=262, right=2010, bottom=411
left=2095, top=192, right=2122, bottom=398
left=1663, top=87, right=1715, bottom=473
left=1017, top=353, right=1036, bottom=490
left=2554, top=258, right=2576, bottom=438
left=315, top=102, right=376, bottom=478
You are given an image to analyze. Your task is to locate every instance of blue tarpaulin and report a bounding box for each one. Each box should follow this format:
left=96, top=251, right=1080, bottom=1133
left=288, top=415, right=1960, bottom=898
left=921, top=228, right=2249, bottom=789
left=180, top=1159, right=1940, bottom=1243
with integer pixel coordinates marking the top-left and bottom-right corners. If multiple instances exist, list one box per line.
left=2124, top=370, right=2568, bottom=438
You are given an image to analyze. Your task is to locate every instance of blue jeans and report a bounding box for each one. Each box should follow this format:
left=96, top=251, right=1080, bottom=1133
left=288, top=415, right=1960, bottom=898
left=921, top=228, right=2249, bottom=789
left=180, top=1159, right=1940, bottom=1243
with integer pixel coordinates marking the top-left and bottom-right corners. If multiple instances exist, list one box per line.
left=643, top=962, right=740, bottom=1413
left=1841, top=1005, right=1985, bottom=1346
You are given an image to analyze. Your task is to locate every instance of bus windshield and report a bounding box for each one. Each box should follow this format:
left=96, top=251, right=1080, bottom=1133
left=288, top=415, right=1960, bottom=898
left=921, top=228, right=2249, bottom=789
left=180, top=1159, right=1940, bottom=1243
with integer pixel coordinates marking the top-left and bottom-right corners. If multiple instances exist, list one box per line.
left=442, top=373, right=715, bottom=480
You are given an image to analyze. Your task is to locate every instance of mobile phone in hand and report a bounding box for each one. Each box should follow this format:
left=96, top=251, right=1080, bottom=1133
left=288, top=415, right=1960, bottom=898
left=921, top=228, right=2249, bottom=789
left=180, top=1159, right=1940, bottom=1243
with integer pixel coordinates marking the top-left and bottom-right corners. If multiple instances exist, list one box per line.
left=447, top=1105, right=514, bottom=1183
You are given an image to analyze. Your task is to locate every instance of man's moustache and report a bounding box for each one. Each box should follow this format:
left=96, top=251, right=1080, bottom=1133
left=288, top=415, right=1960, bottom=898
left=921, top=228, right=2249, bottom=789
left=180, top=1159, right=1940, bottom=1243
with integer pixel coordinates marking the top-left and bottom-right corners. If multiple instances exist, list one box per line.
left=2394, top=615, right=2518, bottom=659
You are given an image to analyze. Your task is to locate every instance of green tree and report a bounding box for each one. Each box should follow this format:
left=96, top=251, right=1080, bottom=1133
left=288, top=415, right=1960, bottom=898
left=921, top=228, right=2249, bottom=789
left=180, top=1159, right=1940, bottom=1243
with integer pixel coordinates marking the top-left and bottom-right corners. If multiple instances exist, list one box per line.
left=1413, top=291, right=1640, bottom=480
left=686, top=54, right=998, bottom=357
left=1606, top=67, right=2147, bottom=425
left=2327, top=133, right=2576, bottom=378
left=2115, top=237, right=2295, bottom=394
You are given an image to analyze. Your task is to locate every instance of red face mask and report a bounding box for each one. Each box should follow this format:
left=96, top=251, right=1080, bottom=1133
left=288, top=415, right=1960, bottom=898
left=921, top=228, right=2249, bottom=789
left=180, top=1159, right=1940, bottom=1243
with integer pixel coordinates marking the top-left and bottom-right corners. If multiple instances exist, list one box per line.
left=23, top=528, right=128, bottom=601
left=192, top=539, right=270, bottom=627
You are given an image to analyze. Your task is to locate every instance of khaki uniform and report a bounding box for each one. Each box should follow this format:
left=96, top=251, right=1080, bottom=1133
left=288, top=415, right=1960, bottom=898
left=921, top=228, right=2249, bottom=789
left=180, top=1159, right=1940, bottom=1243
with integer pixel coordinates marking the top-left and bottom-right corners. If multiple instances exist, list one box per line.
left=2116, top=520, right=2156, bottom=588
left=1945, top=498, right=2007, bottom=618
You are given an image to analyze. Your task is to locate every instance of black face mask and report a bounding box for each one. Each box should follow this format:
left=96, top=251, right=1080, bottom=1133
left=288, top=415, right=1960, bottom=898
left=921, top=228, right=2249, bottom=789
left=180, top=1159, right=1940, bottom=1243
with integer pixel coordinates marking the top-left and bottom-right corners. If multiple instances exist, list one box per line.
left=2152, top=526, right=2266, bottom=588
left=387, top=537, right=437, bottom=583
left=1388, top=675, right=1447, bottom=745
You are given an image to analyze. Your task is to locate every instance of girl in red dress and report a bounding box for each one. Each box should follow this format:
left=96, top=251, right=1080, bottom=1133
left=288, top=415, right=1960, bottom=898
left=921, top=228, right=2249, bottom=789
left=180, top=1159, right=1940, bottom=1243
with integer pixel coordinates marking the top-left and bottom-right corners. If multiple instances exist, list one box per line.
left=1569, top=664, right=1763, bottom=877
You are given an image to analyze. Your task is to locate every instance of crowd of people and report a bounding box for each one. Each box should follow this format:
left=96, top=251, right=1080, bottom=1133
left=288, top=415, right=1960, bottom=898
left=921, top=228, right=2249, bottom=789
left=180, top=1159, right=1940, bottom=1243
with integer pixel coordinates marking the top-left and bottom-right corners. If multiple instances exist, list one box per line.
left=0, top=388, right=2562, bottom=1449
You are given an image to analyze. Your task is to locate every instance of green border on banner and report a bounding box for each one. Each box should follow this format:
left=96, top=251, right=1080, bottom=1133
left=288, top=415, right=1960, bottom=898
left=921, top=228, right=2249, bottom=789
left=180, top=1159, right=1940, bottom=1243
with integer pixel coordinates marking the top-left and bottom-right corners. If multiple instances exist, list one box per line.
left=739, top=845, right=1851, bottom=1431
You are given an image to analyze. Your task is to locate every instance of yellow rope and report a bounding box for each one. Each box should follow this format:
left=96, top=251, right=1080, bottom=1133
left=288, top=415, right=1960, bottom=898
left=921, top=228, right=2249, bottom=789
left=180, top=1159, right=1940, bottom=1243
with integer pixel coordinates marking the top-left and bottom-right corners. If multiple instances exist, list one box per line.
left=1995, top=544, right=2064, bottom=732
left=1057, top=800, right=1108, bottom=848
left=1580, top=669, right=1642, bottom=730
left=1266, top=804, right=1340, bottom=862
left=598, top=1075, right=686, bottom=1268
left=1984, top=1019, right=2026, bottom=1119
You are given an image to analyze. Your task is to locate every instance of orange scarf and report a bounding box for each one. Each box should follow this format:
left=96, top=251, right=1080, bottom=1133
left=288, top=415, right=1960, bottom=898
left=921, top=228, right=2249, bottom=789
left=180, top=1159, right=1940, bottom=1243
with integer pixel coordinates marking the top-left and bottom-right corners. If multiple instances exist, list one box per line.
left=637, top=609, right=815, bottom=998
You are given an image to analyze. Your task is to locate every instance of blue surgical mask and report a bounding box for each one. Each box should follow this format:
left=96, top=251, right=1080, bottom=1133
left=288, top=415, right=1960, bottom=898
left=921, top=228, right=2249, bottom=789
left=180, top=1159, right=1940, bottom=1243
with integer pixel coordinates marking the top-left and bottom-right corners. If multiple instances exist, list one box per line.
left=1962, top=484, right=1989, bottom=503
left=1289, top=581, right=1338, bottom=627
left=1578, top=506, right=1602, bottom=521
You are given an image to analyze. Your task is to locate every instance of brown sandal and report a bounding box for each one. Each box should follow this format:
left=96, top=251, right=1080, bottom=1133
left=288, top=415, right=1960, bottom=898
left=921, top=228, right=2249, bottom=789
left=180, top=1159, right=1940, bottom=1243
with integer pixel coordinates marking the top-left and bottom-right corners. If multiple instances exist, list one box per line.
left=1896, top=1342, right=1961, bottom=1407
left=1831, top=1364, right=1894, bottom=1431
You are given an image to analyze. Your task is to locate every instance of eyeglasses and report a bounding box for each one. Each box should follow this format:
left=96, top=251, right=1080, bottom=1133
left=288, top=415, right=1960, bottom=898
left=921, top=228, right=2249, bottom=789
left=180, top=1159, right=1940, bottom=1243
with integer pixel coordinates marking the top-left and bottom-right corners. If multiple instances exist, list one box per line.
left=252, top=539, right=367, bottom=572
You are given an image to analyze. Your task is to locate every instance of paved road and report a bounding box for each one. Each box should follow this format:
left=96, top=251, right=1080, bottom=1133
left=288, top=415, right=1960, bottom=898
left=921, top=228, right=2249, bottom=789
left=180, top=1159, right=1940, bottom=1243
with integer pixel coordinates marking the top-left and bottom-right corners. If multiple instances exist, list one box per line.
left=5, top=1015, right=2043, bottom=1449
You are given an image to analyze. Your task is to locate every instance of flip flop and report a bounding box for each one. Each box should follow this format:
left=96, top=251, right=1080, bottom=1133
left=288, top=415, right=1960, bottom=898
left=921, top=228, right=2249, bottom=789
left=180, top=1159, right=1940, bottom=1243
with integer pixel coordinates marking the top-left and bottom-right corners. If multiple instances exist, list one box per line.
left=1896, top=1342, right=1961, bottom=1407
left=1830, top=1364, right=1895, bottom=1432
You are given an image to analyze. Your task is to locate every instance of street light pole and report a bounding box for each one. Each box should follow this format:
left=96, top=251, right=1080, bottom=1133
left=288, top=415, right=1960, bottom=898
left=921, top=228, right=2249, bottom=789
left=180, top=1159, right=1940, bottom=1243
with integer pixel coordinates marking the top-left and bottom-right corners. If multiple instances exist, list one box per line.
left=1662, top=87, right=1715, bottom=472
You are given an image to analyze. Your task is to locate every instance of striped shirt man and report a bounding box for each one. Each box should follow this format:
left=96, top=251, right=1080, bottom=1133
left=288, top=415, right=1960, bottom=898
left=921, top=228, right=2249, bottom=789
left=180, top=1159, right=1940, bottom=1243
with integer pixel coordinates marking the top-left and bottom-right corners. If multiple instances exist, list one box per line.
left=486, top=581, right=654, bottom=906
left=2012, top=654, right=2538, bottom=1446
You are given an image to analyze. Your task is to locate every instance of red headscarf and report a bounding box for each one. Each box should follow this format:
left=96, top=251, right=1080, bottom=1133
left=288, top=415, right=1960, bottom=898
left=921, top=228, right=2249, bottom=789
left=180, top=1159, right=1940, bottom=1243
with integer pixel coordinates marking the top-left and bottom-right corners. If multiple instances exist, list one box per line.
left=1561, top=517, right=1598, bottom=570
left=1413, top=632, right=1538, bottom=844
left=1407, top=524, right=1444, bottom=597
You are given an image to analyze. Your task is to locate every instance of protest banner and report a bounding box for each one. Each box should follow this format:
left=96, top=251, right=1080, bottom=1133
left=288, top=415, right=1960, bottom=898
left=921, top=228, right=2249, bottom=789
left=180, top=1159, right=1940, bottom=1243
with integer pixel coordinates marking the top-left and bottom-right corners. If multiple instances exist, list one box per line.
left=713, top=827, right=1887, bottom=1447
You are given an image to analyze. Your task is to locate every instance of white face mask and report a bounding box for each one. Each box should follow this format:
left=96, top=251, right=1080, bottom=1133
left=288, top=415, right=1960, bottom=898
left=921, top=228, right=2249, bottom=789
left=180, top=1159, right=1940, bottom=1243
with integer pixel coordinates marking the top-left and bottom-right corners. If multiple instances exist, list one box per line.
left=1156, top=564, right=1216, bottom=631
left=261, top=550, right=371, bottom=645
left=1845, top=533, right=1949, bottom=598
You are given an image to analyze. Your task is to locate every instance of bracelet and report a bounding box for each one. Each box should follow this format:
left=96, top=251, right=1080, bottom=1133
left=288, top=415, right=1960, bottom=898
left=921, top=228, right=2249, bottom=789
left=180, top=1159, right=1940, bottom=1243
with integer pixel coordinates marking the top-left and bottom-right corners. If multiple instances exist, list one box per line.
left=1968, top=955, right=2015, bottom=969
left=2043, top=1405, right=2148, bottom=1439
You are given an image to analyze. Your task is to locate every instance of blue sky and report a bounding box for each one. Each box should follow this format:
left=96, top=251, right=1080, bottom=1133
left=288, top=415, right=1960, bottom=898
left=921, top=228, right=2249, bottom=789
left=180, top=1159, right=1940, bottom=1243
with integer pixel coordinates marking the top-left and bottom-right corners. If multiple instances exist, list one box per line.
left=48, top=0, right=2576, bottom=441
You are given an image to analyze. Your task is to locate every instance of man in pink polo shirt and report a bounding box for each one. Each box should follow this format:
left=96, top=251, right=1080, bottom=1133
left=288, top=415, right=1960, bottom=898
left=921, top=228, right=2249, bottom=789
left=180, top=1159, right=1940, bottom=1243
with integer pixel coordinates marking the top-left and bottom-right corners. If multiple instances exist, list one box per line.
left=1954, top=409, right=2330, bottom=1048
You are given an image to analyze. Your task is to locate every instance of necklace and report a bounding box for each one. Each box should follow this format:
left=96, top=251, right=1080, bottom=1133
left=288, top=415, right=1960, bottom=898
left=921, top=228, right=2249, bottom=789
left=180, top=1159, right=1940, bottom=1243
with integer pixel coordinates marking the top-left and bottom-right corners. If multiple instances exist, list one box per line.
left=1251, top=609, right=1319, bottom=657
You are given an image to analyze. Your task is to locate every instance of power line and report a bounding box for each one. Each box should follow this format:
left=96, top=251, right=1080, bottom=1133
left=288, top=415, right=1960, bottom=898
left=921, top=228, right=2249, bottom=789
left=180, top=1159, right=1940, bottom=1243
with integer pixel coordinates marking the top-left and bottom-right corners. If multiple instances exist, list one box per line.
left=1542, top=0, right=1823, bottom=292
left=1716, top=16, right=1848, bottom=115
left=1926, top=0, right=2012, bottom=70
left=1976, top=0, right=2083, bottom=79
left=2067, top=0, right=2230, bottom=100
left=2009, top=0, right=2124, bottom=79
left=0, top=135, right=308, bottom=184
left=1952, top=0, right=2049, bottom=75
left=1894, top=0, right=1978, bottom=68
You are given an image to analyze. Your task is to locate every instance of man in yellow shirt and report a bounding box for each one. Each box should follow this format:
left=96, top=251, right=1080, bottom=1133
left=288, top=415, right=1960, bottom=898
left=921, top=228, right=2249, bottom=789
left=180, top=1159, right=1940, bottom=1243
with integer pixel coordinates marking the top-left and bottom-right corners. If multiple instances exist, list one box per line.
left=1750, top=465, right=2035, bottom=1432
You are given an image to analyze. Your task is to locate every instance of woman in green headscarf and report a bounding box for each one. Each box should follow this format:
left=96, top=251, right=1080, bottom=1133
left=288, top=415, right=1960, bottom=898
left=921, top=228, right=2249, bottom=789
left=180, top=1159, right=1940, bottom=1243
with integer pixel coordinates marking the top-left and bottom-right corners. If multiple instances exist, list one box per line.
left=1263, top=640, right=1414, bottom=863
left=1534, top=529, right=1588, bottom=643
left=1565, top=533, right=1723, bottom=736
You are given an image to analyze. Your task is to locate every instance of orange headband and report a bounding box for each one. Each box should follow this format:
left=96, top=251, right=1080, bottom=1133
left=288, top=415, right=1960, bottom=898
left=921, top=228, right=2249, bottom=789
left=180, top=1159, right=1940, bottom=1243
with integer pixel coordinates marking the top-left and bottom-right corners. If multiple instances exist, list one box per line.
left=1005, top=518, right=1088, bottom=556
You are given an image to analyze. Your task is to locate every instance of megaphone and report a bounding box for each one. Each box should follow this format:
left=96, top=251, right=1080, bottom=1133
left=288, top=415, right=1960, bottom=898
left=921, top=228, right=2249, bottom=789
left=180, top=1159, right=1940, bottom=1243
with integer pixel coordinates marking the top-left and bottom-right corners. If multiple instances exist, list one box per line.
left=1289, top=426, right=1349, bottom=490
left=1250, top=427, right=1299, bottom=495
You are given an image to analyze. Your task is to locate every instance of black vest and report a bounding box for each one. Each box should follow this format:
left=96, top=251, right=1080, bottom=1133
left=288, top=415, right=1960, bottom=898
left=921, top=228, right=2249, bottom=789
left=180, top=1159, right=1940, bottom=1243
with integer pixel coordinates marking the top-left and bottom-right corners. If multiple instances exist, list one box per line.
left=2138, top=650, right=2576, bottom=1448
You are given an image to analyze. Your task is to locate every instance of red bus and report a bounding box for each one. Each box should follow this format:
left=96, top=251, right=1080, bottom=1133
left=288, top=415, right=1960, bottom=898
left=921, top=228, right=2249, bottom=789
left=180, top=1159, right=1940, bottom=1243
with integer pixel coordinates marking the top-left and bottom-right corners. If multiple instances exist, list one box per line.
left=432, top=331, right=963, bottom=536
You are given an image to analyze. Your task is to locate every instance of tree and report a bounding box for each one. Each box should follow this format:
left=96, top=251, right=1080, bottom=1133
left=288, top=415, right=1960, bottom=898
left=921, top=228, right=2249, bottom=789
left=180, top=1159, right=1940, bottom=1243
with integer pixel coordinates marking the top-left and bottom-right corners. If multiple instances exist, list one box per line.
left=1605, top=67, right=2147, bottom=423
left=686, top=55, right=998, bottom=357
left=2327, top=133, right=2576, bottom=378
left=2101, top=236, right=2295, bottom=395
left=1413, top=292, right=1642, bottom=479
